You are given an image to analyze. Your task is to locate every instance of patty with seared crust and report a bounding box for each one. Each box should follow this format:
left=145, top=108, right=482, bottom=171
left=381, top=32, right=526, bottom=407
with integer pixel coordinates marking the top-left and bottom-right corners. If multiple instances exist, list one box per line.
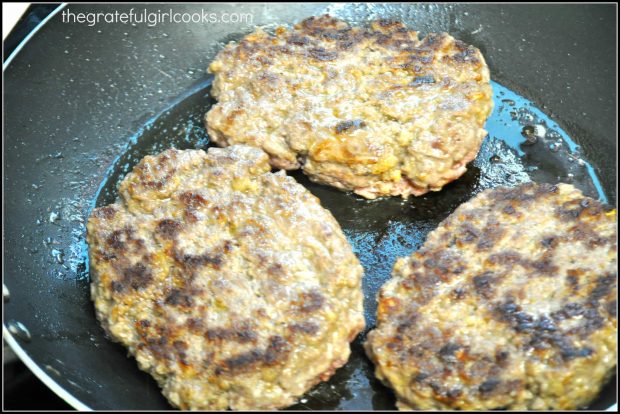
left=87, top=145, right=365, bottom=410
left=205, top=15, right=493, bottom=199
left=365, top=183, right=617, bottom=410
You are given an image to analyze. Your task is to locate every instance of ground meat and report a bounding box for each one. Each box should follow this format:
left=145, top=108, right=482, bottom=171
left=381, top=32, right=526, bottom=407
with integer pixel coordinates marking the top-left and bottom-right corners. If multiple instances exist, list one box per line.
left=205, top=15, right=493, bottom=199
left=365, top=183, right=617, bottom=410
left=87, top=145, right=365, bottom=410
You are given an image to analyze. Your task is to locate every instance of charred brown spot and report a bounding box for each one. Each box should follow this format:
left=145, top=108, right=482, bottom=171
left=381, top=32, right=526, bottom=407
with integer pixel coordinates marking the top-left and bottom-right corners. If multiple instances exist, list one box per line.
left=531, top=257, right=559, bottom=276
left=157, top=153, right=171, bottom=166
left=93, top=206, right=117, bottom=219
left=553, top=302, right=585, bottom=320
left=175, top=251, right=223, bottom=270
left=590, top=274, right=616, bottom=302
left=256, top=55, right=272, bottom=65
left=217, top=350, right=262, bottom=375
left=165, top=288, right=194, bottom=307
left=216, top=335, right=290, bottom=375
left=541, top=236, right=558, bottom=248
left=319, top=31, right=346, bottom=41
left=143, top=179, right=165, bottom=190
left=454, top=39, right=468, bottom=51
left=452, top=287, right=467, bottom=300
left=456, top=223, right=481, bottom=244
left=257, top=71, right=278, bottom=84
left=497, top=297, right=606, bottom=359
left=438, top=343, right=463, bottom=364
left=502, top=205, right=516, bottom=215
left=106, top=227, right=144, bottom=253
left=272, top=45, right=293, bottom=55
left=476, top=225, right=505, bottom=251
left=495, top=350, right=509, bottom=366
left=287, top=35, right=309, bottom=46
left=446, top=388, right=463, bottom=399
left=421, top=34, right=440, bottom=48
left=559, top=346, right=594, bottom=360
left=156, top=219, right=181, bottom=239
left=267, top=263, right=285, bottom=276
left=386, top=338, right=403, bottom=352
left=289, top=321, right=320, bottom=335
left=559, top=303, right=605, bottom=337
left=186, top=318, right=204, bottom=332
left=423, top=258, right=437, bottom=268
left=173, top=340, right=189, bottom=365
left=472, top=272, right=495, bottom=298
left=264, top=335, right=289, bottom=364
left=308, top=47, right=338, bottom=61
left=99, top=251, right=117, bottom=262
left=557, top=197, right=611, bottom=223
left=299, top=15, right=345, bottom=33
left=430, top=140, right=443, bottom=150
left=299, top=291, right=325, bottom=313
left=138, top=319, right=151, bottom=329
left=183, top=210, right=199, bottom=223
left=124, top=263, right=152, bottom=290
left=180, top=191, right=208, bottom=209
left=111, top=281, right=124, bottom=293
left=452, top=47, right=479, bottom=64
left=606, top=300, right=617, bottom=318
left=144, top=335, right=171, bottom=361
left=566, top=273, right=580, bottom=293
left=495, top=301, right=536, bottom=332
left=106, top=229, right=128, bottom=250
left=479, top=379, right=501, bottom=394
left=395, top=313, right=418, bottom=334
left=373, top=32, right=391, bottom=45
left=377, top=19, right=400, bottom=28
left=488, top=183, right=551, bottom=204
left=427, top=381, right=457, bottom=400
left=205, top=327, right=257, bottom=344
left=338, top=40, right=355, bottom=50
left=487, top=251, right=524, bottom=267
left=113, top=263, right=152, bottom=293
left=413, top=372, right=429, bottom=383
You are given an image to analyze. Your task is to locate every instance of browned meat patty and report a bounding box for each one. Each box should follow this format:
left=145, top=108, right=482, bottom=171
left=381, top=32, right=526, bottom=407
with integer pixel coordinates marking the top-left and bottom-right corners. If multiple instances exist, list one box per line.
left=205, top=15, right=493, bottom=199
left=364, top=183, right=617, bottom=410
left=87, top=145, right=365, bottom=410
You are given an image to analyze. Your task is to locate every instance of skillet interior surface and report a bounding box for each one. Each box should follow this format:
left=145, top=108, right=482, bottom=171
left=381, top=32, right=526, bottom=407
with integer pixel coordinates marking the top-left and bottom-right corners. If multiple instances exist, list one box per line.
left=3, top=3, right=617, bottom=410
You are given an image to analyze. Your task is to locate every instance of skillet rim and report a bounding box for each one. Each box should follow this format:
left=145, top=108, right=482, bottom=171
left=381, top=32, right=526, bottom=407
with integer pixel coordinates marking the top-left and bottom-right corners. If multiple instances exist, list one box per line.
left=2, top=4, right=616, bottom=411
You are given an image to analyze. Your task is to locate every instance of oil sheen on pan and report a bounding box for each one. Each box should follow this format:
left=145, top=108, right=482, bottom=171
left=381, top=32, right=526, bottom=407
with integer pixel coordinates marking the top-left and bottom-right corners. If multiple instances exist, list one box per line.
left=89, top=78, right=612, bottom=410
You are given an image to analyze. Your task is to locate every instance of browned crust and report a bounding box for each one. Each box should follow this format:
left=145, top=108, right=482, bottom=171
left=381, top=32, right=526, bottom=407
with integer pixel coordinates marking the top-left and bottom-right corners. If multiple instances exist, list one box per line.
left=87, top=146, right=365, bottom=410
left=205, top=15, right=493, bottom=199
left=365, top=183, right=617, bottom=410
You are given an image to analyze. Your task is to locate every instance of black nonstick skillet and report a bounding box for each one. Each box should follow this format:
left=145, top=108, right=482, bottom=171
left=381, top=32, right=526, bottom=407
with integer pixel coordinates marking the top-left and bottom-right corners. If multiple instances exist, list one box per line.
left=3, top=3, right=616, bottom=410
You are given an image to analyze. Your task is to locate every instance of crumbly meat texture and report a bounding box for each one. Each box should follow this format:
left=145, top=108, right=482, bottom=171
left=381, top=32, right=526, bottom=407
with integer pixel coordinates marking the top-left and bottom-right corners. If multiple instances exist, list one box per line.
left=364, top=183, right=617, bottom=410
left=205, top=15, right=493, bottom=199
left=87, top=145, right=365, bottom=410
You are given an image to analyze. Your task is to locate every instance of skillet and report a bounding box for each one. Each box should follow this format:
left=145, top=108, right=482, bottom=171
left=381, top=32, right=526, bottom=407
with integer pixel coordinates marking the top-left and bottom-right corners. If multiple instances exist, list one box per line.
left=3, top=3, right=617, bottom=410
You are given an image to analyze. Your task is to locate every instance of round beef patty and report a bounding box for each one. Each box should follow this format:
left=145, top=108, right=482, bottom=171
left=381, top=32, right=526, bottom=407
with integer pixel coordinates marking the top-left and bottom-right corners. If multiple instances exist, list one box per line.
left=205, top=15, right=493, bottom=199
left=364, top=183, right=617, bottom=410
left=87, top=145, right=365, bottom=410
